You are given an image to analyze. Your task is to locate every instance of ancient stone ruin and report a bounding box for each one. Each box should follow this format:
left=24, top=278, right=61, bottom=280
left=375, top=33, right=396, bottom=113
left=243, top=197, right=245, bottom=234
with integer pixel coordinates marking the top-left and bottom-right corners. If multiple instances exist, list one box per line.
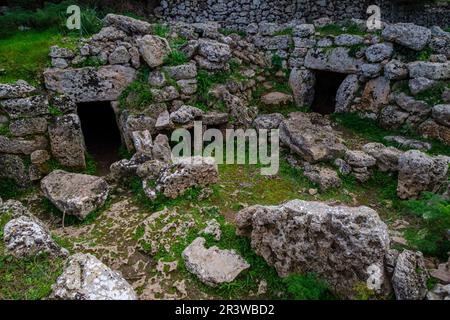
left=0, top=1, right=449, bottom=301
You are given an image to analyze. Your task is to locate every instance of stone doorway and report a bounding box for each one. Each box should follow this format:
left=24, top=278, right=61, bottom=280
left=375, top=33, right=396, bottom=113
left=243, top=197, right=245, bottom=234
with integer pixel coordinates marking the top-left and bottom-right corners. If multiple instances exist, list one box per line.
left=77, top=101, right=122, bottom=175
left=311, top=70, right=347, bottom=115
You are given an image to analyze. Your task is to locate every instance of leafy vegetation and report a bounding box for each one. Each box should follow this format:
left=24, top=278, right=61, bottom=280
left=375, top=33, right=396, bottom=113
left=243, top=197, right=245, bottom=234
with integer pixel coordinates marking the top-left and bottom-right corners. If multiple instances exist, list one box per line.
left=0, top=123, right=11, bottom=137
left=163, top=49, right=188, bottom=66
left=403, top=192, right=450, bottom=259
left=273, top=28, right=293, bottom=36
left=331, top=112, right=450, bottom=156
left=316, top=22, right=365, bottom=36
left=283, top=274, right=334, bottom=300
left=153, top=24, right=170, bottom=38
left=119, top=66, right=153, bottom=110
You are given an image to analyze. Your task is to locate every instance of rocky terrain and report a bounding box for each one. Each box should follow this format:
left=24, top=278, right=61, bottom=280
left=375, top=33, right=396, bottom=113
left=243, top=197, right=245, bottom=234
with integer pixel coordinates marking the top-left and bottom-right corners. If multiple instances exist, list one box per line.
left=0, top=12, right=450, bottom=300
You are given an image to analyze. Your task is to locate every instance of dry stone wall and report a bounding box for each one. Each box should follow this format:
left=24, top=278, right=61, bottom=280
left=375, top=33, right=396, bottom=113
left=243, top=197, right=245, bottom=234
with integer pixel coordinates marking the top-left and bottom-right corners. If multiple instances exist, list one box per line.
left=155, top=0, right=450, bottom=29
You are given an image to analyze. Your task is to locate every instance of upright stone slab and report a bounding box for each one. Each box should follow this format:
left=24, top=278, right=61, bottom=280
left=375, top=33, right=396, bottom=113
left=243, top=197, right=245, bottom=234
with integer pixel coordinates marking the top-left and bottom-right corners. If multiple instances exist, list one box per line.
left=48, top=114, right=86, bottom=168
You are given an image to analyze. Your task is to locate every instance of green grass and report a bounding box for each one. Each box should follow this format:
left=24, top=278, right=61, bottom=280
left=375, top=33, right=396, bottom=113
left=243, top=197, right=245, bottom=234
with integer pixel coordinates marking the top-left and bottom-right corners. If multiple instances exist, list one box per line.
left=0, top=123, right=11, bottom=137
left=0, top=29, right=78, bottom=85
left=119, top=66, right=153, bottom=110
left=403, top=192, right=450, bottom=259
left=153, top=24, right=170, bottom=38
left=163, top=50, right=188, bottom=66
left=48, top=104, right=63, bottom=117
left=0, top=213, right=64, bottom=300
left=316, top=23, right=365, bottom=36
left=218, top=28, right=247, bottom=37
left=414, top=82, right=450, bottom=106
left=0, top=178, right=34, bottom=200
left=273, top=28, right=294, bottom=36
left=331, top=113, right=450, bottom=156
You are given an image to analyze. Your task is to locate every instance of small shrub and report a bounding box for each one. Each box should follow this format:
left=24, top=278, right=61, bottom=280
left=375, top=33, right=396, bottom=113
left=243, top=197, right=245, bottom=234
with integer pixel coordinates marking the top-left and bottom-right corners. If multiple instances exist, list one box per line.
left=163, top=50, right=188, bottom=66
left=0, top=123, right=11, bottom=137
left=153, top=24, right=170, bottom=38
left=282, top=274, right=333, bottom=300
left=48, top=105, right=63, bottom=116
left=119, top=66, right=153, bottom=110
left=0, top=178, right=22, bottom=199
left=271, top=54, right=283, bottom=71
left=403, top=192, right=450, bottom=259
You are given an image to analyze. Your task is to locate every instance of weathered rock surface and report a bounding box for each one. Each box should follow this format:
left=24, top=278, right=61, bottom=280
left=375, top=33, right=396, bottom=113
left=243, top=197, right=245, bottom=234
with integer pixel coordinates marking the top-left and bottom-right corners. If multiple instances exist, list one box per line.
left=261, top=92, right=293, bottom=106
left=104, top=13, right=152, bottom=34
left=362, top=143, right=402, bottom=172
left=392, top=250, right=429, bottom=300
left=0, top=154, right=29, bottom=187
left=382, top=23, right=431, bottom=51
left=408, top=62, right=450, bottom=80
left=51, top=253, right=137, bottom=300
left=335, top=74, right=359, bottom=113
left=253, top=113, right=284, bottom=130
left=41, top=170, right=109, bottom=220
left=432, top=104, right=450, bottom=127
left=303, top=164, right=341, bottom=191
left=236, top=200, right=390, bottom=298
left=182, top=237, right=249, bottom=286
left=0, top=80, right=36, bottom=99
left=169, top=105, right=203, bottom=124
left=0, top=135, right=48, bottom=155
left=137, top=35, right=171, bottom=68
left=0, top=199, right=30, bottom=217
left=48, top=114, right=86, bottom=168
left=9, top=117, right=47, bottom=137
left=397, top=150, right=449, bottom=199
left=4, top=215, right=67, bottom=258
left=304, top=47, right=363, bottom=74
left=44, top=66, right=136, bottom=102
left=289, top=68, right=315, bottom=107
left=0, top=95, right=49, bottom=119
left=279, top=112, right=346, bottom=163
left=156, top=156, right=218, bottom=199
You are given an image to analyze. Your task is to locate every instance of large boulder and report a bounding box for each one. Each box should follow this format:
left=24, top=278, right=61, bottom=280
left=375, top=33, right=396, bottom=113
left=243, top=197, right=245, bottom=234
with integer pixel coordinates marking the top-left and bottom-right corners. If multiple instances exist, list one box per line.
left=44, top=66, right=136, bottom=103
left=279, top=112, right=346, bottom=163
left=51, top=253, right=137, bottom=300
left=382, top=23, right=431, bottom=51
left=155, top=156, right=218, bottom=199
left=397, top=150, right=449, bottom=199
left=48, top=114, right=86, bottom=168
left=182, top=237, right=249, bottom=287
left=4, top=215, right=68, bottom=258
left=104, top=13, right=152, bottom=34
left=137, top=35, right=171, bottom=68
left=236, top=200, right=390, bottom=298
left=392, top=250, right=429, bottom=300
left=41, top=170, right=109, bottom=220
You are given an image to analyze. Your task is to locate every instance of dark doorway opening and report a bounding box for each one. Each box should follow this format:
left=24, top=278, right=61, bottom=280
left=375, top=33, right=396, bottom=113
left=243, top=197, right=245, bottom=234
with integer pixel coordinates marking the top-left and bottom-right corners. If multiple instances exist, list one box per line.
left=311, top=70, right=347, bottom=115
left=77, top=101, right=122, bottom=176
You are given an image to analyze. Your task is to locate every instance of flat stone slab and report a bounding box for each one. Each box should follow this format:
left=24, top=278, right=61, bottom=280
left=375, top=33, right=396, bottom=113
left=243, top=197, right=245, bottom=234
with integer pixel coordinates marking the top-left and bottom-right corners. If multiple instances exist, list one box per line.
left=43, top=65, right=136, bottom=103
left=41, top=170, right=109, bottom=220
left=182, top=237, right=250, bottom=286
